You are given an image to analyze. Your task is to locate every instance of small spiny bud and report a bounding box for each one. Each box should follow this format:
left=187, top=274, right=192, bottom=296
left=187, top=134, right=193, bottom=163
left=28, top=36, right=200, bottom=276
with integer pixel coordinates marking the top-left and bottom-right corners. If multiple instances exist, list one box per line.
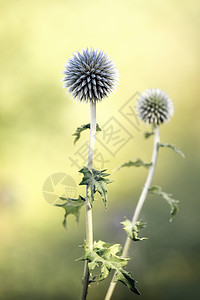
left=136, top=88, right=174, bottom=125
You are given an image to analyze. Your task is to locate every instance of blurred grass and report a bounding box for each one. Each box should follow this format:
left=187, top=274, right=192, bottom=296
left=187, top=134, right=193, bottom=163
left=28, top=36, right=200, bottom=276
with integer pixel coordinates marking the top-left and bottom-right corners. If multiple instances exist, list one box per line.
left=0, top=0, right=200, bottom=299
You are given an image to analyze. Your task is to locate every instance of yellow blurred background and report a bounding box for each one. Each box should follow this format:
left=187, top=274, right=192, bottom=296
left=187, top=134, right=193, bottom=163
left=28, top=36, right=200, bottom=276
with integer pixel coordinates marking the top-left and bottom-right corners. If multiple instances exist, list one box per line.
left=0, top=0, right=200, bottom=299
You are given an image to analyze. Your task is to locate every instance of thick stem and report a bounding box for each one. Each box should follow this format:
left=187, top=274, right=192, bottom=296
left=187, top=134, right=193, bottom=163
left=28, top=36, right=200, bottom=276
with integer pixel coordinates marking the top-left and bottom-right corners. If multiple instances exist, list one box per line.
left=105, top=127, right=160, bottom=300
left=81, top=102, right=96, bottom=300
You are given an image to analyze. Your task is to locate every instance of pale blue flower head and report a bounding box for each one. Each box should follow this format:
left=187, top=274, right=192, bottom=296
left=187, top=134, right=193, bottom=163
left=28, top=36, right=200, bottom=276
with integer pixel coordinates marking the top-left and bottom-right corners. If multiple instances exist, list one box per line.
left=62, top=48, right=119, bottom=103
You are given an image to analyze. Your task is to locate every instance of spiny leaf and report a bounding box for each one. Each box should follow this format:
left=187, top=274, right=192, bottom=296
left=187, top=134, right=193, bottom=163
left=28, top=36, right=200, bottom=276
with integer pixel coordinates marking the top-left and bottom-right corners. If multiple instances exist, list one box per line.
left=149, top=186, right=179, bottom=222
left=144, top=131, right=154, bottom=139
left=78, top=240, right=140, bottom=295
left=121, top=218, right=147, bottom=241
left=55, top=196, right=85, bottom=227
left=158, top=143, right=185, bottom=158
left=114, top=159, right=152, bottom=171
left=73, top=123, right=101, bottom=144
left=79, top=167, right=112, bottom=208
left=114, top=269, right=140, bottom=294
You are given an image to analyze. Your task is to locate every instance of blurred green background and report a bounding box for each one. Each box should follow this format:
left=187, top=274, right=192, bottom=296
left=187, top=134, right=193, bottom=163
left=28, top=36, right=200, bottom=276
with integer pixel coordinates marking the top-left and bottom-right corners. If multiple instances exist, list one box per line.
left=0, top=0, right=200, bottom=299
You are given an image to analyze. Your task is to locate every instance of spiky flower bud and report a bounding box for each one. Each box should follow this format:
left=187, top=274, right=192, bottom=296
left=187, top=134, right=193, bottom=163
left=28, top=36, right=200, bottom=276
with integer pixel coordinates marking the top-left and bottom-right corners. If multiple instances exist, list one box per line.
left=62, top=48, right=118, bottom=103
left=136, top=88, right=174, bottom=125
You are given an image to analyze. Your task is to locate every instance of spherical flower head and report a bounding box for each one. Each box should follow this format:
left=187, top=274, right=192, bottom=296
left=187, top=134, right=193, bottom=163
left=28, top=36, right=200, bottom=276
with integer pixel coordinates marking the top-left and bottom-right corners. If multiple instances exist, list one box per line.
left=62, top=48, right=119, bottom=103
left=136, top=88, right=174, bottom=125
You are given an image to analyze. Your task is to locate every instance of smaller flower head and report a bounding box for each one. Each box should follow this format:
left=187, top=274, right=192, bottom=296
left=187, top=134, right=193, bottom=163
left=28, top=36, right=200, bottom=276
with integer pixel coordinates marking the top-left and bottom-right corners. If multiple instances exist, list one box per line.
left=62, top=48, right=119, bottom=103
left=136, top=88, right=174, bottom=125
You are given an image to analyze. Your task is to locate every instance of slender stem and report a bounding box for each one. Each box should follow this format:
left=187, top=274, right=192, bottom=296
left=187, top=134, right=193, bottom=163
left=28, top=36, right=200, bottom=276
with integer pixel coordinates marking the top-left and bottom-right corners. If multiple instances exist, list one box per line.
left=81, top=102, right=97, bottom=300
left=105, top=127, right=160, bottom=300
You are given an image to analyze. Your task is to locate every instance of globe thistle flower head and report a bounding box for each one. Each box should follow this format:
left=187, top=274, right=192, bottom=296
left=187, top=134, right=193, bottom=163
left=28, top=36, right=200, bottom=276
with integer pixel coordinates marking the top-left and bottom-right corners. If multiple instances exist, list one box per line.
left=136, top=88, right=174, bottom=125
left=63, top=48, right=119, bottom=102
left=62, top=48, right=119, bottom=103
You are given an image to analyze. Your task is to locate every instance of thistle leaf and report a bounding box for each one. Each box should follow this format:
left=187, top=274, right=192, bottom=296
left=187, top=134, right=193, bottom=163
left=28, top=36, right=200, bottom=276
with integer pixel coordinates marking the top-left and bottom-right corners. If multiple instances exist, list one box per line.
left=79, top=167, right=112, bottom=207
left=158, top=143, right=185, bottom=158
left=55, top=196, right=85, bottom=227
left=114, top=269, right=140, bottom=294
left=73, top=123, right=101, bottom=144
left=78, top=240, right=140, bottom=295
left=121, top=218, right=147, bottom=241
left=115, top=159, right=152, bottom=171
left=149, top=186, right=179, bottom=222
left=144, top=131, right=154, bottom=139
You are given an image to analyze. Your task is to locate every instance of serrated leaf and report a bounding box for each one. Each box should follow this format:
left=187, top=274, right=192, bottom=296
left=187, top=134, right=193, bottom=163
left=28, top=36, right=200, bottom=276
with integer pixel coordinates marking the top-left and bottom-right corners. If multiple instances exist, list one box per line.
left=158, top=143, right=185, bottom=158
left=121, top=218, right=147, bottom=241
left=149, top=186, right=179, bottom=222
left=115, top=159, right=152, bottom=171
left=114, top=269, right=140, bottom=294
left=55, top=196, right=85, bottom=227
left=144, top=131, right=154, bottom=139
left=79, top=167, right=112, bottom=207
left=78, top=240, right=140, bottom=295
left=73, top=123, right=101, bottom=144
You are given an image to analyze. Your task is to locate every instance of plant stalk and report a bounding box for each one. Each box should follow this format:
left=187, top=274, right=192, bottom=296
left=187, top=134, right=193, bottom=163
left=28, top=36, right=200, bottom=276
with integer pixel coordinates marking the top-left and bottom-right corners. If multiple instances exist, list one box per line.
left=81, top=101, right=97, bottom=300
left=105, top=126, right=160, bottom=300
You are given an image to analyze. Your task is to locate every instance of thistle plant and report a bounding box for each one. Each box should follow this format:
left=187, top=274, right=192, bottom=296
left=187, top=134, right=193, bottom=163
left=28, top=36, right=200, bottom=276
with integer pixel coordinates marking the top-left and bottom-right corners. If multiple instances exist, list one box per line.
left=55, top=49, right=184, bottom=300
left=105, top=88, right=184, bottom=300
left=60, top=48, right=125, bottom=300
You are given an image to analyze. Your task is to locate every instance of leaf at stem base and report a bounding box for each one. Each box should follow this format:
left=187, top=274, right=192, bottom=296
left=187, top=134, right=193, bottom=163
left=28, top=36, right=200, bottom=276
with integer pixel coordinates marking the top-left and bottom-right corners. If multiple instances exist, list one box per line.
left=78, top=240, right=140, bottom=295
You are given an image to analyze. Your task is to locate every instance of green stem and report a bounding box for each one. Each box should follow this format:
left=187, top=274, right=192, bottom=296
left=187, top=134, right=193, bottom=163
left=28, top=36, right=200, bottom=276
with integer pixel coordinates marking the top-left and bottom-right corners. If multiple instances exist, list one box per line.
left=104, top=126, right=160, bottom=300
left=81, top=102, right=96, bottom=300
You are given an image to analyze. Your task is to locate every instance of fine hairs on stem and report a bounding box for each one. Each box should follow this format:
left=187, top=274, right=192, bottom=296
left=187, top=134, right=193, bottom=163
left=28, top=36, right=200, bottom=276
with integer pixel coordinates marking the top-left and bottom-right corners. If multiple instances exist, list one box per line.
left=81, top=102, right=96, bottom=300
left=105, top=127, right=160, bottom=300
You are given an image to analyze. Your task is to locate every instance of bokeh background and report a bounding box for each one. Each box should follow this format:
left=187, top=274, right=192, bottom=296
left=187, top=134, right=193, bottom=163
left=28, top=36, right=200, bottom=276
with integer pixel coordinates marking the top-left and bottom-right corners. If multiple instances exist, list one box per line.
left=0, top=0, right=200, bottom=299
